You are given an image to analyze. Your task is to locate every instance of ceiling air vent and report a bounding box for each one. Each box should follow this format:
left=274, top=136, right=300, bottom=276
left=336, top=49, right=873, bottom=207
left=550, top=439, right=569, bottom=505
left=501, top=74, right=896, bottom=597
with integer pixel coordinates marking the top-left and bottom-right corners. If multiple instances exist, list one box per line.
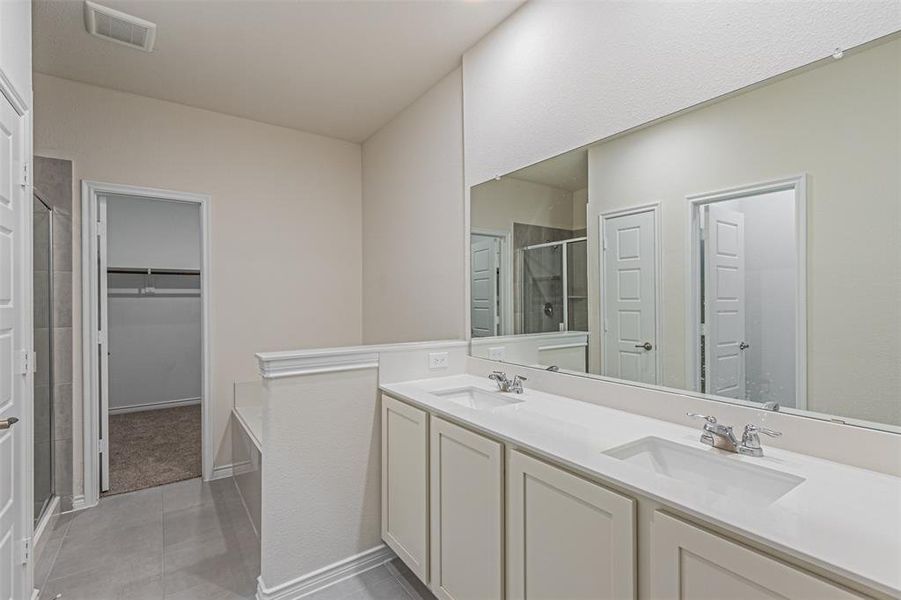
left=84, top=1, right=156, bottom=52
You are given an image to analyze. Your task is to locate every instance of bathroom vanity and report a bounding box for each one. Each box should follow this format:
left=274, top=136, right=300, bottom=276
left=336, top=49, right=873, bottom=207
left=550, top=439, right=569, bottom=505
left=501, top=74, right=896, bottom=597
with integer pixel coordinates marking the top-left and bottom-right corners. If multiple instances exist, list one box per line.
left=380, top=375, right=900, bottom=600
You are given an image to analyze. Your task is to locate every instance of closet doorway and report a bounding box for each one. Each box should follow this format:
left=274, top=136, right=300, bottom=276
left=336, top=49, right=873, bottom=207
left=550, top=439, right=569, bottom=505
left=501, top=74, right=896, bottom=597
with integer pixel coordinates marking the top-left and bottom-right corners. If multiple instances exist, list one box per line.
left=82, top=182, right=211, bottom=506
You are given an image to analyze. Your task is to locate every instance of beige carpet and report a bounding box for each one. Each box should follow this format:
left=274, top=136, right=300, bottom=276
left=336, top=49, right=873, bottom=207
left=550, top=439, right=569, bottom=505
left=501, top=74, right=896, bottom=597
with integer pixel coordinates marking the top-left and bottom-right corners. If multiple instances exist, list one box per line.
left=104, top=404, right=202, bottom=496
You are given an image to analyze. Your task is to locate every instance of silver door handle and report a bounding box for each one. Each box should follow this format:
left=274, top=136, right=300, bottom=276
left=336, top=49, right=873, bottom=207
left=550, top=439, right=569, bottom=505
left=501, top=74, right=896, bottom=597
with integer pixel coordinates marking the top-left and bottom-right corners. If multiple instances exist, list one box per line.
left=0, top=417, right=18, bottom=430
left=634, top=342, right=653, bottom=351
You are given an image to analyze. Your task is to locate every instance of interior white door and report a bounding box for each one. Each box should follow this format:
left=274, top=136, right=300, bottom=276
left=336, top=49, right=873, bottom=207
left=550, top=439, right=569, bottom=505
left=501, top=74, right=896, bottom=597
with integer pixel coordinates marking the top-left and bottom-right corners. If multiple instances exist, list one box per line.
left=705, top=204, right=746, bottom=399
left=0, top=92, right=28, bottom=600
left=602, top=211, right=657, bottom=384
left=471, top=236, right=499, bottom=338
left=98, top=196, right=110, bottom=492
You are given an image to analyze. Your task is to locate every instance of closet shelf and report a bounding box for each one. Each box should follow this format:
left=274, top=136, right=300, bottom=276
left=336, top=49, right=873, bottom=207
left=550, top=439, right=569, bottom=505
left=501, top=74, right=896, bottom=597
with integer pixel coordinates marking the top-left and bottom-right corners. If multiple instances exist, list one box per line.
left=107, top=266, right=200, bottom=276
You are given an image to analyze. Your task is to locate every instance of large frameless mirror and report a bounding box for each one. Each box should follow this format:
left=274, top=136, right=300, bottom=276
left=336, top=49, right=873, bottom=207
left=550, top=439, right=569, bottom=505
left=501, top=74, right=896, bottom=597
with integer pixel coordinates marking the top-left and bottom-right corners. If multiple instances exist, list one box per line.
left=469, top=34, right=900, bottom=433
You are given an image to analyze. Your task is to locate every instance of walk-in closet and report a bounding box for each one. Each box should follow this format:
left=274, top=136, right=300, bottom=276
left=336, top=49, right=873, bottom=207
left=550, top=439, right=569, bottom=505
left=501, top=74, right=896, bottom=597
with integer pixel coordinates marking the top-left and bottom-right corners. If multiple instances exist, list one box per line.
left=100, top=194, right=203, bottom=495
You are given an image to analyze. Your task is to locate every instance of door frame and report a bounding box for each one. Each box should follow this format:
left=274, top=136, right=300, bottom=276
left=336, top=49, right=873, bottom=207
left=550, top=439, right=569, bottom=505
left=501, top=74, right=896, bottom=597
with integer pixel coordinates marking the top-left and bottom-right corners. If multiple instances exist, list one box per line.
left=80, top=180, right=212, bottom=509
left=471, top=227, right=513, bottom=336
left=598, top=203, right=662, bottom=383
left=685, top=175, right=807, bottom=409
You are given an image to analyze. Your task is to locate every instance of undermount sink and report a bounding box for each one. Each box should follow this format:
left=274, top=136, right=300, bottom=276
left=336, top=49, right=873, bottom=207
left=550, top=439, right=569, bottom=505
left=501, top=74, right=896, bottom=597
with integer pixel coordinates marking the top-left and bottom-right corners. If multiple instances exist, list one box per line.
left=431, top=386, right=524, bottom=410
left=604, top=436, right=804, bottom=504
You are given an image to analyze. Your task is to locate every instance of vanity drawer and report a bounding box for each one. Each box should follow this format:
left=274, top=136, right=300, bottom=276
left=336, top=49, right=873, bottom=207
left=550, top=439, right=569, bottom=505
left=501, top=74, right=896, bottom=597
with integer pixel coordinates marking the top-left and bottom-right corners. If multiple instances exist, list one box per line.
left=651, top=511, right=865, bottom=599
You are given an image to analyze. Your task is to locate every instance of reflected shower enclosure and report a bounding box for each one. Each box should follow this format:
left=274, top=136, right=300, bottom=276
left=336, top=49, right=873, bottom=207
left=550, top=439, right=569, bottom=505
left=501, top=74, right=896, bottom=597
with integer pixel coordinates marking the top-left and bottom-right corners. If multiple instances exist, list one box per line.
left=33, top=194, right=54, bottom=525
left=520, top=237, right=587, bottom=334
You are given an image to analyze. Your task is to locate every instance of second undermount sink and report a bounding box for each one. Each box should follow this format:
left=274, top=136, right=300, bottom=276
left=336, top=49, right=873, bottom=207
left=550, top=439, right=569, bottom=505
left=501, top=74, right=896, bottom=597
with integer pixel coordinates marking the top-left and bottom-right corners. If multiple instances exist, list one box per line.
left=604, top=436, right=804, bottom=504
left=431, top=386, right=524, bottom=410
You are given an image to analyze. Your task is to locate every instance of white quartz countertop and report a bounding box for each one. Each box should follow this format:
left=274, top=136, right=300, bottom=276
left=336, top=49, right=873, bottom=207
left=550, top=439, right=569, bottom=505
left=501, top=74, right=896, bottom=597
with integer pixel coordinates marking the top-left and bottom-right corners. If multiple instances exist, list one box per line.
left=381, top=374, right=901, bottom=597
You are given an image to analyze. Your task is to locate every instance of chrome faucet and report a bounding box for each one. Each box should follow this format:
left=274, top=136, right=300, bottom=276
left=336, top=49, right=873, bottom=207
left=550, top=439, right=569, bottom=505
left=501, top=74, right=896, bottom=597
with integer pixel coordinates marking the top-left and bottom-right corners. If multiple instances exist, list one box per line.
left=687, top=413, right=739, bottom=452
left=489, top=371, right=527, bottom=393
left=687, top=413, right=782, bottom=457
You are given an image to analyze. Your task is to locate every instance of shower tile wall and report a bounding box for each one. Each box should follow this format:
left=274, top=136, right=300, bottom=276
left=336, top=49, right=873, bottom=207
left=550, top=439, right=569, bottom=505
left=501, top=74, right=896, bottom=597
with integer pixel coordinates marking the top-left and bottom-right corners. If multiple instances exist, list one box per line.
left=34, top=156, right=74, bottom=511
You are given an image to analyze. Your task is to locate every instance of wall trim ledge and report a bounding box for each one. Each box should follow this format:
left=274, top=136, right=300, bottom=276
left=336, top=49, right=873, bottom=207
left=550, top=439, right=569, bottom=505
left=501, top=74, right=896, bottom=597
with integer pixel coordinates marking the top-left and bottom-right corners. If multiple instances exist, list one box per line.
left=255, top=339, right=467, bottom=379
left=256, top=545, right=395, bottom=600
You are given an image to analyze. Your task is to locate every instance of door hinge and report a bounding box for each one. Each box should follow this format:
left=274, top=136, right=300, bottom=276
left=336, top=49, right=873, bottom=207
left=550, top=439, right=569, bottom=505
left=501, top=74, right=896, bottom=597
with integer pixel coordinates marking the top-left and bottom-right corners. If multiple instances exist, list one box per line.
left=99, top=438, right=107, bottom=454
left=20, top=162, right=28, bottom=187
left=97, top=329, right=106, bottom=345
left=16, top=350, right=33, bottom=375
left=19, top=537, right=31, bottom=564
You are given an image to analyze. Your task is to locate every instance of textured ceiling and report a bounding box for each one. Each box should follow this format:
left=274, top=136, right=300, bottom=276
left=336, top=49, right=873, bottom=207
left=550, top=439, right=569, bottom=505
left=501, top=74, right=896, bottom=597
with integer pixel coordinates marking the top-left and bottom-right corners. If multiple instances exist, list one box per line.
left=33, top=0, right=522, bottom=142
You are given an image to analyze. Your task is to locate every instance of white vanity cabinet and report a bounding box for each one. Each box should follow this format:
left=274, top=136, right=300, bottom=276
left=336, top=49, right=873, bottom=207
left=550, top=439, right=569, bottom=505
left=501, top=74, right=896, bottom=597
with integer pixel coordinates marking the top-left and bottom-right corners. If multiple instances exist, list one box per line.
left=381, top=394, right=429, bottom=582
left=430, top=417, right=504, bottom=600
left=651, top=512, right=865, bottom=600
left=507, top=449, right=636, bottom=600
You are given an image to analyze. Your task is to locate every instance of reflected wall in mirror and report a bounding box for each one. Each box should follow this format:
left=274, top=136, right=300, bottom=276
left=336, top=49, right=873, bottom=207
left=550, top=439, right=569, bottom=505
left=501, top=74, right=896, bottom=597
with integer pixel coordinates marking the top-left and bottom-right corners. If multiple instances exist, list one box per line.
left=470, top=35, right=900, bottom=431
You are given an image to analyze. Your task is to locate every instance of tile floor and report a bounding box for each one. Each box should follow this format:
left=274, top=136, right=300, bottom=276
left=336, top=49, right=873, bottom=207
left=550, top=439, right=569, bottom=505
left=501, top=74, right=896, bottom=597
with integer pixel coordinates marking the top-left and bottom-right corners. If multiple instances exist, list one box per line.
left=35, top=478, right=260, bottom=600
left=35, top=477, right=435, bottom=600
left=302, top=558, right=436, bottom=600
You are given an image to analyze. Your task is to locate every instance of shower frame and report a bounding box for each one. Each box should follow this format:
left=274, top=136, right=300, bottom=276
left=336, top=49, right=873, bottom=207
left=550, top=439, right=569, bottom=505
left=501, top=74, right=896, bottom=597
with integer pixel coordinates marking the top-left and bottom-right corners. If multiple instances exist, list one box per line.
left=519, top=236, right=587, bottom=334
left=32, top=192, right=54, bottom=527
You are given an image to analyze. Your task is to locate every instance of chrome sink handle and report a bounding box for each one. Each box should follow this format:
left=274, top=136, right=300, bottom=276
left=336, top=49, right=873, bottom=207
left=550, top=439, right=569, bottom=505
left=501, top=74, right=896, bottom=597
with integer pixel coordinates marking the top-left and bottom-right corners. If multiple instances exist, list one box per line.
left=738, top=424, right=783, bottom=457
left=510, top=375, right=527, bottom=394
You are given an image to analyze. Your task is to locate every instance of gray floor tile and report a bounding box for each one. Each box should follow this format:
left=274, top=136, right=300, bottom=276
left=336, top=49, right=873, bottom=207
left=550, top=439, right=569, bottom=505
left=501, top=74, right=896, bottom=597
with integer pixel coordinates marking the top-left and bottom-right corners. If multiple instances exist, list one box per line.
left=33, top=535, right=63, bottom=589
left=387, top=558, right=435, bottom=600
left=352, top=575, right=413, bottom=600
left=161, top=477, right=239, bottom=514
left=37, top=480, right=258, bottom=600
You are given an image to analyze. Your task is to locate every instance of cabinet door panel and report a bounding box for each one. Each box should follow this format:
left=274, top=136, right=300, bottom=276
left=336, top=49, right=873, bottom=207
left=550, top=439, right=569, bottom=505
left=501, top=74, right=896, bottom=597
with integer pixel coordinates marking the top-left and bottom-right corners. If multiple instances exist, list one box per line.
left=651, top=512, right=864, bottom=600
left=508, top=450, right=635, bottom=600
left=381, top=394, right=429, bottom=582
left=430, top=417, right=503, bottom=600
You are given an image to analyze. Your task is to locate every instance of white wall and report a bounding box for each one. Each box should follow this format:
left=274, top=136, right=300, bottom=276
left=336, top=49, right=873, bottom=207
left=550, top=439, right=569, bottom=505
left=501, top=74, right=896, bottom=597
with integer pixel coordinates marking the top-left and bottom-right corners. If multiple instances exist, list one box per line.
left=586, top=38, right=900, bottom=425
left=33, top=73, right=363, bottom=489
left=106, top=196, right=202, bottom=412
left=106, top=195, right=200, bottom=270
left=361, top=68, right=465, bottom=344
left=471, top=177, right=577, bottom=232
left=462, top=1, right=901, bottom=187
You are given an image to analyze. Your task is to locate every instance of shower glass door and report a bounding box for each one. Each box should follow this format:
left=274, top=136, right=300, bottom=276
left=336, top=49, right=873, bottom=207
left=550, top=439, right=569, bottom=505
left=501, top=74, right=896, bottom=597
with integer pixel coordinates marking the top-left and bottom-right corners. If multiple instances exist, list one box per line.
left=33, top=195, right=53, bottom=525
left=521, top=244, right=564, bottom=333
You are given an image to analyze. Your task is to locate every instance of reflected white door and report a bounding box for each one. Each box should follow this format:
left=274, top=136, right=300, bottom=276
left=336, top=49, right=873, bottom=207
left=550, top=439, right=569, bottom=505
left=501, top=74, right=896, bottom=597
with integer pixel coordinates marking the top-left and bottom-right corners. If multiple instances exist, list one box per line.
left=0, top=93, right=28, bottom=600
left=471, top=236, right=499, bottom=337
left=705, top=204, right=746, bottom=399
left=602, top=211, right=657, bottom=384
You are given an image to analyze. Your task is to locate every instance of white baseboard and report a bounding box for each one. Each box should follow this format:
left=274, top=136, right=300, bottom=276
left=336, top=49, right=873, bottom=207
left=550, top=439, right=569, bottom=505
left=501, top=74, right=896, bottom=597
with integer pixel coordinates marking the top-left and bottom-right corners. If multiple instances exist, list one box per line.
left=256, top=545, right=395, bottom=600
left=69, top=494, right=89, bottom=512
left=109, top=397, right=201, bottom=415
left=209, top=462, right=235, bottom=481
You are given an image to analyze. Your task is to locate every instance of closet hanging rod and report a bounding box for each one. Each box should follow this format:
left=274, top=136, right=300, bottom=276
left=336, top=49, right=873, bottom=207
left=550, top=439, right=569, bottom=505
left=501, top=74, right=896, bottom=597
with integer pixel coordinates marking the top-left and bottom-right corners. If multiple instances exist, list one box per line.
left=107, top=267, right=201, bottom=276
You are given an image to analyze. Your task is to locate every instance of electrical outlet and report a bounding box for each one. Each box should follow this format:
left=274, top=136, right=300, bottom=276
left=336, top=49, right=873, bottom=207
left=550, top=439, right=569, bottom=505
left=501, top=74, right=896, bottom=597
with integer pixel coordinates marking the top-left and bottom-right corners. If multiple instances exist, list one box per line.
left=429, top=352, right=449, bottom=370
left=488, top=347, right=505, bottom=361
